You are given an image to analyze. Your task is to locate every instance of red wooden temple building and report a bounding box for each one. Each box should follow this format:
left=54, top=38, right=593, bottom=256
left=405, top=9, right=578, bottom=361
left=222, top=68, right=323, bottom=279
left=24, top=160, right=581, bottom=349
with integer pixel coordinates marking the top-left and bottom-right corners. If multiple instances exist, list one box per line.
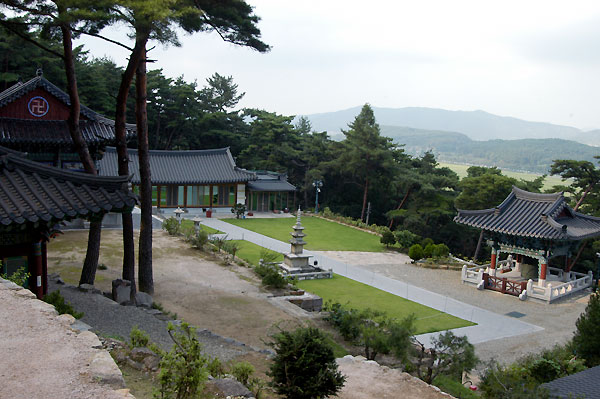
left=0, top=70, right=137, bottom=298
left=456, top=186, right=600, bottom=302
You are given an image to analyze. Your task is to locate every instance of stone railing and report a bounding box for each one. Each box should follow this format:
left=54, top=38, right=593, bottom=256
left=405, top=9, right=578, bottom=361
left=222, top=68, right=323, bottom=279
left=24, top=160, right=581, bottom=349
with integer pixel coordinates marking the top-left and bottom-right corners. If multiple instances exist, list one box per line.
left=527, top=270, right=593, bottom=303
left=461, top=260, right=511, bottom=285
left=462, top=263, right=592, bottom=302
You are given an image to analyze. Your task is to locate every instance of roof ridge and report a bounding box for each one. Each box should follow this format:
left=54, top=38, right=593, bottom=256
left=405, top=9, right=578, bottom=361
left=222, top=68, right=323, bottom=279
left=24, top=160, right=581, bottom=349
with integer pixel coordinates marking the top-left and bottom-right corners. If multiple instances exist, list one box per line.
left=104, top=146, right=231, bottom=155
left=512, top=185, right=563, bottom=202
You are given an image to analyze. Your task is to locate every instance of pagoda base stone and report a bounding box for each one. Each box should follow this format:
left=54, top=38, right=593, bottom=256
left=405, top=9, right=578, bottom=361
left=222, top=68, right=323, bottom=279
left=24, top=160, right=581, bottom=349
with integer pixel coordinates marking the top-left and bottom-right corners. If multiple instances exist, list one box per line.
left=279, top=263, right=333, bottom=280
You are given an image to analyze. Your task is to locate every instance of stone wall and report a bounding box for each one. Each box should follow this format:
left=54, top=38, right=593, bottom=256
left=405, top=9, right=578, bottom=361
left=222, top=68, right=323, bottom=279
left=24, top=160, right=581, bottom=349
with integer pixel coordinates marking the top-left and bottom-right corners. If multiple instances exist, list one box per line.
left=0, top=277, right=135, bottom=399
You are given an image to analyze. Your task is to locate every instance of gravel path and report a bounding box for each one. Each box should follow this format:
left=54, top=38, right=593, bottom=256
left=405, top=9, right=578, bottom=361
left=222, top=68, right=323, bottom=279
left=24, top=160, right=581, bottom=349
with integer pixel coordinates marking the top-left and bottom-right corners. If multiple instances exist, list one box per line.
left=49, top=279, right=257, bottom=362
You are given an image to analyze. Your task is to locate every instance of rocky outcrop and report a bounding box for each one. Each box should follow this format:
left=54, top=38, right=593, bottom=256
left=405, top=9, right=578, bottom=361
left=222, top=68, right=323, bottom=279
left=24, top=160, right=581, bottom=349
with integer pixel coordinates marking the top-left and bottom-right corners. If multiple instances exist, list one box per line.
left=0, top=277, right=135, bottom=399
left=336, top=355, right=454, bottom=399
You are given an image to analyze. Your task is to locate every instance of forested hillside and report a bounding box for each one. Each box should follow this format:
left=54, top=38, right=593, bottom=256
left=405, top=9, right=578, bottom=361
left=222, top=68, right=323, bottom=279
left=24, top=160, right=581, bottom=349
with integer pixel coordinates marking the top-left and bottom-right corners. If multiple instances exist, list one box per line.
left=380, top=126, right=599, bottom=174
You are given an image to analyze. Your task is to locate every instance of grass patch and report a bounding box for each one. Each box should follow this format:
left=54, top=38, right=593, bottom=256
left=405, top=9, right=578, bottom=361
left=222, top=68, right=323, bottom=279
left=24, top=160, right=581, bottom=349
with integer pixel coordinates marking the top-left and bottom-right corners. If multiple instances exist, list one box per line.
left=439, top=162, right=570, bottom=191
left=296, top=274, right=474, bottom=335
left=231, top=240, right=283, bottom=267
left=179, top=219, right=222, bottom=234
left=225, top=216, right=385, bottom=252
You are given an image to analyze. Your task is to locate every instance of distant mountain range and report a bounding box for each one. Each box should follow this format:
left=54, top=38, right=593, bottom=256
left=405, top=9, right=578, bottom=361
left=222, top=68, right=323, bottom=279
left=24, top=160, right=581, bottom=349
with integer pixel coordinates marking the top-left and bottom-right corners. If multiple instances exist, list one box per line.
left=380, top=126, right=599, bottom=174
left=301, top=106, right=600, bottom=146
left=299, top=106, right=600, bottom=174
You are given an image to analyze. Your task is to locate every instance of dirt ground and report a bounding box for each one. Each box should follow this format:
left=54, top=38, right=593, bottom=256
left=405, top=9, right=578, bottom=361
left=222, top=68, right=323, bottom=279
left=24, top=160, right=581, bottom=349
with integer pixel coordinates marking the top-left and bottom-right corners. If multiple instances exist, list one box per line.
left=48, top=229, right=302, bottom=350
left=46, top=229, right=457, bottom=398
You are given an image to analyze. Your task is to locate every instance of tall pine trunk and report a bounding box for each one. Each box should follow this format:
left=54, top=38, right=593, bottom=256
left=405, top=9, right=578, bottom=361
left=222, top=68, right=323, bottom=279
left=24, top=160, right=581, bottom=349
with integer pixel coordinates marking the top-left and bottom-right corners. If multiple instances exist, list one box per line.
left=60, top=24, right=101, bottom=286
left=136, top=47, right=154, bottom=295
left=360, top=177, right=369, bottom=221
left=115, top=36, right=147, bottom=301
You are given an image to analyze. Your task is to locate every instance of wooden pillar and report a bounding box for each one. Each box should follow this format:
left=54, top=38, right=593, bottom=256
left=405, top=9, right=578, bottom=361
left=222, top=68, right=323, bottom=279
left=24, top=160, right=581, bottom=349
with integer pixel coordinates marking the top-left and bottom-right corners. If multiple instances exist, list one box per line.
left=32, top=241, right=43, bottom=299
left=490, top=246, right=498, bottom=276
left=41, top=241, right=48, bottom=296
left=539, top=258, right=548, bottom=287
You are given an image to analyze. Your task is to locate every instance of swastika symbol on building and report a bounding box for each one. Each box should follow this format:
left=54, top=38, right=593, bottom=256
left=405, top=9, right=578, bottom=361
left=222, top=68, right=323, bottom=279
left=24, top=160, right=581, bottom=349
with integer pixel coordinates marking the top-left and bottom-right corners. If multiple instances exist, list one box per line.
left=27, top=96, right=49, bottom=117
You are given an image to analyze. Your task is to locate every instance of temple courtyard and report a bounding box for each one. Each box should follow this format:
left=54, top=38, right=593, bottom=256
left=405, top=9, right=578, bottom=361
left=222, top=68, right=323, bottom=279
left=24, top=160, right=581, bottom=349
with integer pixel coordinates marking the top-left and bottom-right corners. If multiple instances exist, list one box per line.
left=48, top=223, right=590, bottom=371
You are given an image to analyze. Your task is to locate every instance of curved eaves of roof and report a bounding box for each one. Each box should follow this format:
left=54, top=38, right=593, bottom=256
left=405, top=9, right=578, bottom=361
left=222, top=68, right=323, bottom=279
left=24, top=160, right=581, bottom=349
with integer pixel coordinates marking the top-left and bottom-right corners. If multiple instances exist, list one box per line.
left=0, top=149, right=136, bottom=230
left=454, top=186, right=600, bottom=241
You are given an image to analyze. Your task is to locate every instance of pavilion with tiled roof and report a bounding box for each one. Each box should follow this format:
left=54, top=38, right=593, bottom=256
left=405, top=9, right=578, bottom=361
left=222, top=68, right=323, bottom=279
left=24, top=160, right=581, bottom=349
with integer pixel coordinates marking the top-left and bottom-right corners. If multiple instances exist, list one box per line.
left=247, top=171, right=296, bottom=212
left=0, top=70, right=135, bottom=169
left=455, top=186, right=600, bottom=302
left=0, top=146, right=136, bottom=298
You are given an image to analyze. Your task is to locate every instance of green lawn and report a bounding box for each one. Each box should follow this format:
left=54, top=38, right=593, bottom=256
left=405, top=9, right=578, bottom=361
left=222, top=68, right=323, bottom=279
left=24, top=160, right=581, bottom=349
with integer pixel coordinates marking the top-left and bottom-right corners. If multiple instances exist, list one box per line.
left=230, top=240, right=283, bottom=266
left=439, top=162, right=570, bottom=191
left=297, top=274, right=475, bottom=335
left=179, top=219, right=222, bottom=234
left=225, top=216, right=385, bottom=252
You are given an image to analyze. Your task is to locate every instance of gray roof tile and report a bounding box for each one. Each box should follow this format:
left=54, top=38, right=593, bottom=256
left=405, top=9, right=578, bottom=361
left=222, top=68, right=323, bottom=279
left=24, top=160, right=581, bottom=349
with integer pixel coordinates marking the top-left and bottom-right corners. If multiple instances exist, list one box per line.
left=454, top=186, right=600, bottom=240
left=99, top=147, right=256, bottom=185
left=0, top=146, right=136, bottom=230
left=542, top=365, right=600, bottom=398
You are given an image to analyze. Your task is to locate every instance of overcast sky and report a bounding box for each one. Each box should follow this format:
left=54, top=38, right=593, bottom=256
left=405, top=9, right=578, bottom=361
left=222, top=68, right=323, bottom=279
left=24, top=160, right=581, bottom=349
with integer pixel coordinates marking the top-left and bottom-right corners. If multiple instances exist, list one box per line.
left=77, top=0, right=600, bottom=130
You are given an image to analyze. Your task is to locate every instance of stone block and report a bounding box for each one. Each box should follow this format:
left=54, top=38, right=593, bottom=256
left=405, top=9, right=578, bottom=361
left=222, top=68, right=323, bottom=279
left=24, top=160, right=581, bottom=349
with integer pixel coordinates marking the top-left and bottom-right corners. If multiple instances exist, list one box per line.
left=135, top=291, right=153, bottom=308
left=112, top=279, right=131, bottom=305
left=209, top=378, right=253, bottom=398
left=130, top=347, right=156, bottom=363
left=143, top=354, right=160, bottom=371
left=79, top=284, right=102, bottom=294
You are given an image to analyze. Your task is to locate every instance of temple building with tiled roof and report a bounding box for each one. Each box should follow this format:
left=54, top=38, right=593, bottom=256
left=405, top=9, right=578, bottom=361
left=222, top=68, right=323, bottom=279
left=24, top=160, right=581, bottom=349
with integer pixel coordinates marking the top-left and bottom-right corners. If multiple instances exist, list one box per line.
left=0, top=70, right=135, bottom=169
left=99, top=147, right=296, bottom=213
left=455, top=186, right=600, bottom=302
left=0, top=146, right=136, bottom=298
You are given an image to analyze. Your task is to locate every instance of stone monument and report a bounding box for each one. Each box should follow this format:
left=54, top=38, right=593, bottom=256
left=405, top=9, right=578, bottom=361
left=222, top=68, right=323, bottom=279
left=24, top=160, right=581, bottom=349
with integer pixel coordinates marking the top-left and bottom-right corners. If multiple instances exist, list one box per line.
left=279, top=207, right=332, bottom=280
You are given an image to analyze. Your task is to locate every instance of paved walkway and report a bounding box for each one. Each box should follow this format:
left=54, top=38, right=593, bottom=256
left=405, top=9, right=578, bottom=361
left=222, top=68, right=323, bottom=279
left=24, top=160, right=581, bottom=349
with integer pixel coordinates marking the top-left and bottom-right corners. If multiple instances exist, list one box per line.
left=200, top=218, right=544, bottom=346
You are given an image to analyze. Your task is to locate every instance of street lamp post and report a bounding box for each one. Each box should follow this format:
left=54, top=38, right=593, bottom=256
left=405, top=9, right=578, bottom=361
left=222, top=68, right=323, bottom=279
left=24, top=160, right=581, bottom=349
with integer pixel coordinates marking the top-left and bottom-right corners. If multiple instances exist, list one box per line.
left=312, top=180, right=323, bottom=213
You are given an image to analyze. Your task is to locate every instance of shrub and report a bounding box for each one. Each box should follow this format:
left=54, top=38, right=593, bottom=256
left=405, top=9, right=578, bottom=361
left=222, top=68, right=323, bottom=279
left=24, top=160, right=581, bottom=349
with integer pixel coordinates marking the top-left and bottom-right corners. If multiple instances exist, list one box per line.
left=207, top=357, right=226, bottom=379
left=231, top=203, right=246, bottom=219
left=324, top=302, right=415, bottom=362
left=322, top=207, right=335, bottom=218
left=394, top=230, right=420, bottom=249
left=268, top=327, right=345, bottom=399
left=0, top=265, right=30, bottom=287
left=187, top=229, right=209, bottom=249
left=573, top=290, right=600, bottom=366
left=129, top=325, right=150, bottom=349
left=255, top=263, right=289, bottom=289
left=433, top=376, right=479, bottom=399
left=210, top=235, right=228, bottom=252
left=223, top=240, right=241, bottom=260
left=479, top=360, right=551, bottom=399
left=423, top=243, right=435, bottom=259
left=153, top=322, right=209, bottom=399
left=421, top=237, right=434, bottom=248
left=432, top=243, right=450, bottom=258
left=43, top=290, right=83, bottom=319
left=162, top=217, right=181, bottom=236
left=379, top=228, right=396, bottom=248
left=230, top=361, right=255, bottom=386
left=414, top=331, right=477, bottom=384
left=259, top=248, right=279, bottom=264
left=408, top=244, right=424, bottom=261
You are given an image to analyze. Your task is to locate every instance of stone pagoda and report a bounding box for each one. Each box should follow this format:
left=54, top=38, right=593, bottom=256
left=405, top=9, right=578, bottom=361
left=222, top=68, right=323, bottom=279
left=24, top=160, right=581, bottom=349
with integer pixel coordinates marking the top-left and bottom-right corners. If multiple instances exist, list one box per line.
left=279, top=208, right=332, bottom=280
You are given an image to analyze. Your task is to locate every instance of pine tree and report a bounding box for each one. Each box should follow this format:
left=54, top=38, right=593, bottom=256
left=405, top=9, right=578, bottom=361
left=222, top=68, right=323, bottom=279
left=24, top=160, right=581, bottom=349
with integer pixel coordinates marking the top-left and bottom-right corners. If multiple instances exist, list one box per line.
left=573, top=290, right=600, bottom=366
